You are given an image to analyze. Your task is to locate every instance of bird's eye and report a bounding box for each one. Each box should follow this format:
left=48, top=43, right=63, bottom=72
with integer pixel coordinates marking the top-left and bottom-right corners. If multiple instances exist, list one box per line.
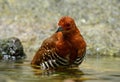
left=66, top=23, right=70, bottom=27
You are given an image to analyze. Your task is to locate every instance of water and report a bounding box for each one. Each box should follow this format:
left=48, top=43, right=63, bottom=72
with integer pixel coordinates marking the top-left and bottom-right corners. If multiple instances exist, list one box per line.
left=0, top=56, right=120, bottom=82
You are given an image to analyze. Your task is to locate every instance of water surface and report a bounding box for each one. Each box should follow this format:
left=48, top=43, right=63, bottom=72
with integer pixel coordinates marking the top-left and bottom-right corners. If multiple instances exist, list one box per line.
left=0, top=56, right=120, bottom=82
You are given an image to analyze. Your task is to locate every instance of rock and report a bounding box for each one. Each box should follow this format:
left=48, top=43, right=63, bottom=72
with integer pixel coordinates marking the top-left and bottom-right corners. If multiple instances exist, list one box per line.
left=0, top=37, right=26, bottom=61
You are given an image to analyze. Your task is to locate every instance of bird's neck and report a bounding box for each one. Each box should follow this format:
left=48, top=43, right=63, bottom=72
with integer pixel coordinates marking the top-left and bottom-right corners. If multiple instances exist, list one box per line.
left=63, top=27, right=80, bottom=39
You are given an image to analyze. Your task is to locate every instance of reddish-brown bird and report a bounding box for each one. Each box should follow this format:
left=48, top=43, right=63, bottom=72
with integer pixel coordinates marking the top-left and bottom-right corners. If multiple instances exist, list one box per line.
left=31, top=16, right=86, bottom=70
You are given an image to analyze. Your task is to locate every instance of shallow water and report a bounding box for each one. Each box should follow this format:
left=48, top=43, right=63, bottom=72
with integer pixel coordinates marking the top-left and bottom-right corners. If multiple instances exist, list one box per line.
left=0, top=56, right=120, bottom=82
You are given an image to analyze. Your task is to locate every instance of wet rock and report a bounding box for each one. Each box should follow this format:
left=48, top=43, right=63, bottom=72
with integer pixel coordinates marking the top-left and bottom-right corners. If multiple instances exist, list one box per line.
left=0, top=37, right=26, bottom=61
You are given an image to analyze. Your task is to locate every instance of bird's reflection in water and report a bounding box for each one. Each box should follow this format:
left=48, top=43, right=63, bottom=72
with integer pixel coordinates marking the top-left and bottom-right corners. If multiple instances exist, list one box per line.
left=32, top=66, right=84, bottom=82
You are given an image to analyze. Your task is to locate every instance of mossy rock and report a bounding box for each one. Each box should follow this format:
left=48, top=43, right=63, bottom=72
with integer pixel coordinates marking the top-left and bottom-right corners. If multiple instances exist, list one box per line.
left=0, top=37, right=26, bottom=61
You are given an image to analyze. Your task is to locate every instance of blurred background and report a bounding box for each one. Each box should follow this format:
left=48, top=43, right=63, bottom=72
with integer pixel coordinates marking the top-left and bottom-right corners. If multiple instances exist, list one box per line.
left=0, top=0, right=119, bottom=59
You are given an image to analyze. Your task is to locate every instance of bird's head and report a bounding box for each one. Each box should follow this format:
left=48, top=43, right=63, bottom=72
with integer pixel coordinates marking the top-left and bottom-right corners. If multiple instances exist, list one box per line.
left=56, top=16, right=77, bottom=33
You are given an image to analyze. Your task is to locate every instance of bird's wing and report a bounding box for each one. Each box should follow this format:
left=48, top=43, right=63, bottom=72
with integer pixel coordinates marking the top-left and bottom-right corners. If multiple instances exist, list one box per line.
left=73, top=48, right=86, bottom=65
left=74, top=38, right=86, bottom=65
left=31, top=34, right=69, bottom=69
left=71, top=35, right=86, bottom=65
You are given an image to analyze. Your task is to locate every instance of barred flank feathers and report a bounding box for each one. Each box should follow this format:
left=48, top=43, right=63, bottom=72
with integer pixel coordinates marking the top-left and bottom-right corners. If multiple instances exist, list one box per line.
left=40, top=50, right=69, bottom=70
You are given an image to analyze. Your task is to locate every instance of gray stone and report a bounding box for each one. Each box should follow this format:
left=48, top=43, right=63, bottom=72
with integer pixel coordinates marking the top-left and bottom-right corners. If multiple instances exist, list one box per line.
left=0, top=37, right=26, bottom=61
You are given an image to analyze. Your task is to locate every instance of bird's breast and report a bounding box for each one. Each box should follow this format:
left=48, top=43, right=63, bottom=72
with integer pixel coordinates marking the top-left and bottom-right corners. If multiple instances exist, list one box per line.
left=55, top=40, right=71, bottom=58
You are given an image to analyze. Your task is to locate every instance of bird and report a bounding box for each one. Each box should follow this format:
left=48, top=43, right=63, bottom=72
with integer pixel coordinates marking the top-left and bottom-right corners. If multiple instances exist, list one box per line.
left=31, top=16, right=86, bottom=70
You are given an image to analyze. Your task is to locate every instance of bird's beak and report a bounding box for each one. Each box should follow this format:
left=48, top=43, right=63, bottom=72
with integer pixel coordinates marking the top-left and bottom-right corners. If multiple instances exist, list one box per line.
left=56, top=27, right=63, bottom=32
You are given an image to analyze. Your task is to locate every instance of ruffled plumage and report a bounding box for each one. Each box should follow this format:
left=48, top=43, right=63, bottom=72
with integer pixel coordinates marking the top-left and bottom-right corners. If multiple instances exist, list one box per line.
left=31, top=16, right=86, bottom=70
